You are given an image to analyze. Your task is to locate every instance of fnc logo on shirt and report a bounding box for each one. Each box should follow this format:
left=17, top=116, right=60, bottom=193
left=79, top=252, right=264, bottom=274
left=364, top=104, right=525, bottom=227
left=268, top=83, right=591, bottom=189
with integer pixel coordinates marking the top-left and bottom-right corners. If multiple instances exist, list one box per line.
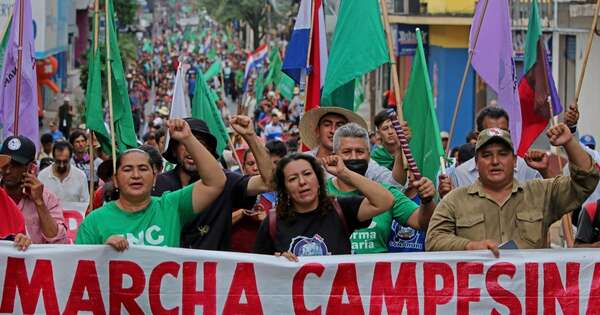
left=289, top=234, right=329, bottom=256
left=120, top=225, right=165, bottom=245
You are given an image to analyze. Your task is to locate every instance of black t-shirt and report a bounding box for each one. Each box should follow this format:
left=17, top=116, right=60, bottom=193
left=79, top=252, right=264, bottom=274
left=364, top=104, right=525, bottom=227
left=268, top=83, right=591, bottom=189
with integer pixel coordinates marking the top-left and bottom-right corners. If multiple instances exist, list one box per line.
left=575, top=200, right=600, bottom=244
left=253, top=196, right=368, bottom=256
left=152, top=168, right=257, bottom=250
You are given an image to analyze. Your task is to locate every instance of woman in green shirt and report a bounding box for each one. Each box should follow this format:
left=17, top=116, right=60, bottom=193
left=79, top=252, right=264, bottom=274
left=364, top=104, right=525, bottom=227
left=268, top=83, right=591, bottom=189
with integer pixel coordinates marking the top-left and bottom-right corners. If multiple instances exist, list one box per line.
left=76, top=119, right=226, bottom=250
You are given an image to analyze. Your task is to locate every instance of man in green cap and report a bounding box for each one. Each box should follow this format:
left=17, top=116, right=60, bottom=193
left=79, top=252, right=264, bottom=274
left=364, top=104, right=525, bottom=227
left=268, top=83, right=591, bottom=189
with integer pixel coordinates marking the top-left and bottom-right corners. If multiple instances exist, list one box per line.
left=426, top=124, right=599, bottom=256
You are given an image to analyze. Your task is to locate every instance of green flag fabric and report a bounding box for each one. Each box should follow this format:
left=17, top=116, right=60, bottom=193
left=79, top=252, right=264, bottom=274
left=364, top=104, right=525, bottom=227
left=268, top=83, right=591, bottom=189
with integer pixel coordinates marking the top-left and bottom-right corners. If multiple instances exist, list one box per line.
left=265, top=48, right=283, bottom=87
left=84, top=10, right=111, bottom=155
left=142, top=39, right=153, bottom=53
left=278, top=74, right=295, bottom=101
left=321, top=0, right=389, bottom=110
left=204, top=58, right=222, bottom=81
left=207, top=47, right=217, bottom=59
left=191, top=71, right=229, bottom=156
left=107, top=0, right=138, bottom=153
left=254, top=68, right=266, bottom=102
left=523, top=0, right=542, bottom=74
left=402, top=28, right=444, bottom=183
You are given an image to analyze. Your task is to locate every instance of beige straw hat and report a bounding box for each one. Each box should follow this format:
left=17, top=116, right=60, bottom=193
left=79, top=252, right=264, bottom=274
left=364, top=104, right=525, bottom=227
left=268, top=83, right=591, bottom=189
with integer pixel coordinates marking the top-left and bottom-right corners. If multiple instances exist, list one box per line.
left=299, top=107, right=368, bottom=149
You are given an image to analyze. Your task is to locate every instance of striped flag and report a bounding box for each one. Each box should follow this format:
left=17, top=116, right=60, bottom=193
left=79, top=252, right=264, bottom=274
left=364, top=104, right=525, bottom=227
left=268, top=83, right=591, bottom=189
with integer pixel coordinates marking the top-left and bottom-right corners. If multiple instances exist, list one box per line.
left=516, top=0, right=562, bottom=156
left=243, top=44, right=269, bottom=91
left=282, top=0, right=328, bottom=111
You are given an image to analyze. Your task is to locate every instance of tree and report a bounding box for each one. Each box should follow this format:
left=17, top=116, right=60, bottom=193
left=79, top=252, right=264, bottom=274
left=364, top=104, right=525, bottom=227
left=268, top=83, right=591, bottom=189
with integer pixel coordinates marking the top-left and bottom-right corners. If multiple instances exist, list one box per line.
left=80, top=0, right=138, bottom=93
left=198, top=0, right=292, bottom=49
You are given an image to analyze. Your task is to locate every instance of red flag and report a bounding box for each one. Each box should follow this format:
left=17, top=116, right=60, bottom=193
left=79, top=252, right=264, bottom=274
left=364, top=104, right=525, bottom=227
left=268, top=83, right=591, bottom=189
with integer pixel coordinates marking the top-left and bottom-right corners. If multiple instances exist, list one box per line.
left=0, top=187, right=25, bottom=240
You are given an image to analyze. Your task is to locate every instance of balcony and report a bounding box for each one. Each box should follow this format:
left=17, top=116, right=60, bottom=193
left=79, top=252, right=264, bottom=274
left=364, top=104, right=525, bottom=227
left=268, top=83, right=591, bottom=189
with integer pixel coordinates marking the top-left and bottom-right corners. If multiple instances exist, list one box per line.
left=387, top=0, right=558, bottom=27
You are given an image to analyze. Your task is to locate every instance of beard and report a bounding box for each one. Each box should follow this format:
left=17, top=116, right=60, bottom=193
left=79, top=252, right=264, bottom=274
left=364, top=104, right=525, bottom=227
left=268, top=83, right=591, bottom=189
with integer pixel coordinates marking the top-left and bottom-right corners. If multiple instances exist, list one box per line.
left=55, top=165, right=68, bottom=174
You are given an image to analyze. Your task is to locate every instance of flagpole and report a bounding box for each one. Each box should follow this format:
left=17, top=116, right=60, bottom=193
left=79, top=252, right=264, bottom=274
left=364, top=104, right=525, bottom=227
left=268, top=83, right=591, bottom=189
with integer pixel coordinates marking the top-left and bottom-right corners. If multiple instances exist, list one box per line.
left=301, top=0, right=316, bottom=106
left=106, top=0, right=118, bottom=170
left=545, top=96, right=574, bottom=248
left=379, top=0, right=403, bottom=120
left=446, top=0, right=490, bottom=156
left=380, top=0, right=429, bottom=178
left=220, top=66, right=244, bottom=172
left=13, top=0, right=25, bottom=135
left=88, top=0, right=100, bottom=212
left=298, top=0, right=317, bottom=152
left=573, top=0, right=600, bottom=106
left=228, top=136, right=244, bottom=173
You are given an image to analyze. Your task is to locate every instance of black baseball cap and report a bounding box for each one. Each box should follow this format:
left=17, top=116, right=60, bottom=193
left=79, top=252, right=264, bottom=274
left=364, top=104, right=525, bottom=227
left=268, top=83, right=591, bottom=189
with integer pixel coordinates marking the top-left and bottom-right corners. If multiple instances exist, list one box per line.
left=0, top=136, right=36, bottom=165
left=163, top=118, right=218, bottom=163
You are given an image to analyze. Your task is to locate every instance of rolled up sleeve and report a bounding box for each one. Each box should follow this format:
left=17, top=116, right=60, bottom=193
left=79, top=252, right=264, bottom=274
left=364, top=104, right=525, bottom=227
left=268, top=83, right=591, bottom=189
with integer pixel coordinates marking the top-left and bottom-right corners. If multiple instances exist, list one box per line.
left=41, top=190, right=69, bottom=244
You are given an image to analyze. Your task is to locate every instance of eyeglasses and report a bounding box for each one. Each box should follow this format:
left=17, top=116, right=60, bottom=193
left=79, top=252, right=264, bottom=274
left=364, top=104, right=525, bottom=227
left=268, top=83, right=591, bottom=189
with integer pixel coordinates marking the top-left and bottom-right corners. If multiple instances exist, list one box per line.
left=54, top=160, right=70, bottom=166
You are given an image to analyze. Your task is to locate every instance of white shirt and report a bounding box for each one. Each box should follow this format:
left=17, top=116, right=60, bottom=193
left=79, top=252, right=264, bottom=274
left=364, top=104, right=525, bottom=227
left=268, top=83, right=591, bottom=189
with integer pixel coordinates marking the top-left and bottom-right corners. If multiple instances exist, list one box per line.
left=38, top=166, right=90, bottom=204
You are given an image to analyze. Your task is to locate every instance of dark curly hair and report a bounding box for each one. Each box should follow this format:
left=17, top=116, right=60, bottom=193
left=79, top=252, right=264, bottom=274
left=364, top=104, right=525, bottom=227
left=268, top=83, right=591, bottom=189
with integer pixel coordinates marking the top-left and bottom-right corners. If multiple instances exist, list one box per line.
left=273, top=153, right=334, bottom=223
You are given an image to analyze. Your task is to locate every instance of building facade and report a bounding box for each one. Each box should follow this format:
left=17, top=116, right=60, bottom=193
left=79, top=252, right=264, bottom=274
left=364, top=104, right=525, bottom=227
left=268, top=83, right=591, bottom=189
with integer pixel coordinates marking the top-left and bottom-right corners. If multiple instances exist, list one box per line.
left=388, top=0, right=600, bottom=149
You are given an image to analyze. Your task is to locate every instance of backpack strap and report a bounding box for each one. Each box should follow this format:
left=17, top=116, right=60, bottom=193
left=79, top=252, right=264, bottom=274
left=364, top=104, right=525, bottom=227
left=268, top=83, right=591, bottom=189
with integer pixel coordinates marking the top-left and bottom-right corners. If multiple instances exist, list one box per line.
left=268, top=208, right=277, bottom=243
left=332, top=198, right=348, bottom=235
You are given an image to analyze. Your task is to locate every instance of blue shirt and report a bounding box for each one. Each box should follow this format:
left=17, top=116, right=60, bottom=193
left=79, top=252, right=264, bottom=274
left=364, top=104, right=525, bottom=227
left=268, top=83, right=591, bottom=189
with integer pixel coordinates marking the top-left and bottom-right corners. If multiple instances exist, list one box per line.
left=50, top=130, right=64, bottom=142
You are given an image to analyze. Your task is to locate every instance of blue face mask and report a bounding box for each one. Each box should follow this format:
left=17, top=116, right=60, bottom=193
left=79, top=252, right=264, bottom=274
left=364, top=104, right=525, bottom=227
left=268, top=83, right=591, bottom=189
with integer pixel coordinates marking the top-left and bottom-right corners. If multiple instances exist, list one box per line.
left=224, top=67, right=231, bottom=75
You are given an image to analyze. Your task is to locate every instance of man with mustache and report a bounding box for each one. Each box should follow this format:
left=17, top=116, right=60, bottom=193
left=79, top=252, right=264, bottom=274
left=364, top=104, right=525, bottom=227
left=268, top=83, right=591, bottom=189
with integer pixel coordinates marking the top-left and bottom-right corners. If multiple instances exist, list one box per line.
left=0, top=136, right=69, bottom=244
left=426, top=125, right=600, bottom=256
left=38, top=141, right=89, bottom=203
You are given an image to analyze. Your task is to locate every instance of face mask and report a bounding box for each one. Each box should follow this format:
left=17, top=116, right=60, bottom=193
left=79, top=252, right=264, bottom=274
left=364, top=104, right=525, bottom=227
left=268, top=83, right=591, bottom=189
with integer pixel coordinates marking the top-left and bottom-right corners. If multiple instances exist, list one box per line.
left=344, top=159, right=369, bottom=176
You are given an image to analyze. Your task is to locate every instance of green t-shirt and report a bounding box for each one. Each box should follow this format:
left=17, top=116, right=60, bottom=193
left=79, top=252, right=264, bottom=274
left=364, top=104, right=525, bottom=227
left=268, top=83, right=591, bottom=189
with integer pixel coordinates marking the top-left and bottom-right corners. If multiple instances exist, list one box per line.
left=326, top=178, right=418, bottom=254
left=371, top=145, right=395, bottom=170
left=76, top=185, right=195, bottom=247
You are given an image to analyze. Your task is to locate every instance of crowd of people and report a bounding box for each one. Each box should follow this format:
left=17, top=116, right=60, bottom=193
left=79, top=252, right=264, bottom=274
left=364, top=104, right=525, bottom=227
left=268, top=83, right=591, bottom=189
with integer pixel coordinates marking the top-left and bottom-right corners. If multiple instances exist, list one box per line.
left=3, top=101, right=600, bottom=260
left=3, top=2, right=600, bottom=259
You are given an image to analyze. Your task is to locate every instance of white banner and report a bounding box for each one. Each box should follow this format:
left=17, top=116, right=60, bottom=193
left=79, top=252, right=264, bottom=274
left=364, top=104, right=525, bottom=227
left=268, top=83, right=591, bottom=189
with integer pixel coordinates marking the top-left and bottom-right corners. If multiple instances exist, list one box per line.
left=61, top=202, right=87, bottom=242
left=0, top=243, right=599, bottom=314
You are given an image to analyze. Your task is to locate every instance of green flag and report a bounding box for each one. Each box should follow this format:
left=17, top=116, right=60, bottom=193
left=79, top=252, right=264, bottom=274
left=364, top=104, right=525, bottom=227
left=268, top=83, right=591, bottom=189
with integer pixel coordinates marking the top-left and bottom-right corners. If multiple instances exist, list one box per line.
left=321, top=0, right=389, bottom=110
left=402, top=28, right=444, bottom=183
left=204, top=58, right=221, bottom=81
left=184, top=27, right=194, bottom=42
left=254, top=68, right=266, bottom=102
left=278, top=74, right=295, bottom=101
left=207, top=47, right=217, bottom=59
left=191, top=71, right=229, bottom=156
left=107, top=0, right=138, bottom=153
left=142, top=39, right=153, bottom=53
left=85, top=10, right=111, bottom=155
left=197, top=30, right=208, bottom=43
left=265, top=48, right=282, bottom=87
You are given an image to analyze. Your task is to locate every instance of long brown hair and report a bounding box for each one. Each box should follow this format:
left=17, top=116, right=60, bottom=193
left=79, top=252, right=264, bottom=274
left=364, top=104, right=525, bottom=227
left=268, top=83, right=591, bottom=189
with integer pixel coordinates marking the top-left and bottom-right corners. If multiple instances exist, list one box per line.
left=273, top=153, right=334, bottom=222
